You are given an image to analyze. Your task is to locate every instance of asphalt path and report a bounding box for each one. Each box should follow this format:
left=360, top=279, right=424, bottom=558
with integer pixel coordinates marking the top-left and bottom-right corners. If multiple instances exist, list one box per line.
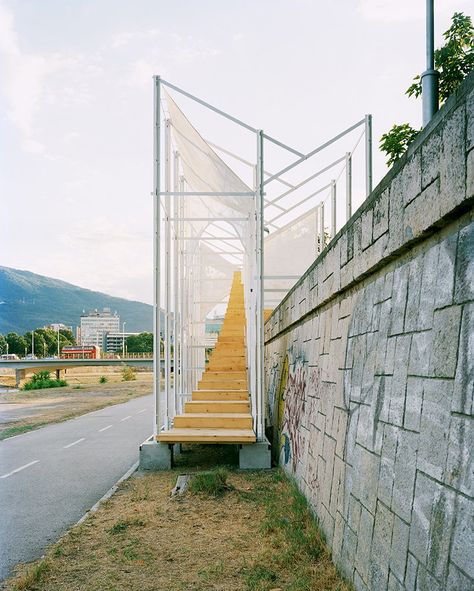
left=0, top=394, right=154, bottom=582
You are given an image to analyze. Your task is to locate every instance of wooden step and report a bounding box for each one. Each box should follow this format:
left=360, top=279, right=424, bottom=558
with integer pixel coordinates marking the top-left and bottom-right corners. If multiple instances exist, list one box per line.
left=202, top=371, right=247, bottom=379
left=218, top=336, right=245, bottom=343
left=174, top=413, right=253, bottom=429
left=192, top=390, right=249, bottom=400
left=208, top=365, right=247, bottom=373
left=185, top=400, right=250, bottom=413
left=198, top=379, right=247, bottom=390
left=157, top=428, right=255, bottom=443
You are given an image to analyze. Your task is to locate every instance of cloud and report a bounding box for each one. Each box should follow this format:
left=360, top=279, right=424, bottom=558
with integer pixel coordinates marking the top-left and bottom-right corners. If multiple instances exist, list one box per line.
left=0, top=2, right=95, bottom=154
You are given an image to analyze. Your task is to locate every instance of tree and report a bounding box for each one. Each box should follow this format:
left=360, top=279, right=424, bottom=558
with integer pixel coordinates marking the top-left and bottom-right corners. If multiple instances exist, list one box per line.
left=126, top=332, right=154, bottom=353
left=59, top=328, right=76, bottom=345
left=6, top=333, right=27, bottom=356
left=407, top=12, right=474, bottom=102
left=380, top=12, right=473, bottom=167
left=0, top=335, right=7, bottom=355
left=24, top=331, right=46, bottom=357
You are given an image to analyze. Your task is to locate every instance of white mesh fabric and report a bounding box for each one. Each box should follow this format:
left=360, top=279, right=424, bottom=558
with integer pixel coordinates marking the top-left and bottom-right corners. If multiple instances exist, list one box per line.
left=263, top=207, right=318, bottom=306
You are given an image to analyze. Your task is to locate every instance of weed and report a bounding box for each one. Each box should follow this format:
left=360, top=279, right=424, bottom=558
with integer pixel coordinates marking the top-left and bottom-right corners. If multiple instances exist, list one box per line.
left=121, top=366, right=136, bottom=381
left=52, top=547, right=64, bottom=558
left=12, top=560, right=50, bottom=590
left=108, top=519, right=145, bottom=534
left=245, top=564, right=278, bottom=590
left=99, top=376, right=108, bottom=384
left=189, top=468, right=232, bottom=497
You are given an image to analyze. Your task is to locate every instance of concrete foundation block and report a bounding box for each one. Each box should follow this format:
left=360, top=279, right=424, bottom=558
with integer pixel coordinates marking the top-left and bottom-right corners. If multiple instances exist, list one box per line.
left=139, top=437, right=173, bottom=470
left=239, top=438, right=272, bottom=470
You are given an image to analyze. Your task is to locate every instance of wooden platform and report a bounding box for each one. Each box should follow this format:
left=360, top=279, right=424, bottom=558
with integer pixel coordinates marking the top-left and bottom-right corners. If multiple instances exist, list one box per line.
left=157, top=271, right=256, bottom=445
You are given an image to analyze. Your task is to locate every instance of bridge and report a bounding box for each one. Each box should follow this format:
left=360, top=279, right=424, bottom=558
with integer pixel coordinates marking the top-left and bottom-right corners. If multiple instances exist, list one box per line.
left=0, top=357, right=163, bottom=387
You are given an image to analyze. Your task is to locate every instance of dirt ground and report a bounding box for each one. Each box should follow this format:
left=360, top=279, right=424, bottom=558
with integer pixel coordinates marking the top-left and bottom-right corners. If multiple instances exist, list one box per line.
left=3, top=446, right=350, bottom=591
left=0, top=374, right=152, bottom=440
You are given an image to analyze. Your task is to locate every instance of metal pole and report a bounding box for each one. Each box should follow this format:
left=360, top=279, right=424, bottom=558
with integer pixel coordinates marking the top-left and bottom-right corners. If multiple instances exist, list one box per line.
left=153, top=75, right=161, bottom=436
left=173, top=151, right=179, bottom=417
left=179, top=175, right=185, bottom=410
left=421, top=0, right=439, bottom=126
left=314, top=206, right=319, bottom=255
left=345, top=152, right=352, bottom=221
left=365, top=114, right=373, bottom=197
left=256, top=130, right=265, bottom=441
left=330, top=180, right=336, bottom=238
left=165, top=119, right=171, bottom=427
left=319, top=203, right=325, bottom=251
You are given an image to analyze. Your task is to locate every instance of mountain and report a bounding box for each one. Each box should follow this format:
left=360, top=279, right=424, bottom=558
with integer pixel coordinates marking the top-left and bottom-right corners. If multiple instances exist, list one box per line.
left=0, top=266, right=155, bottom=335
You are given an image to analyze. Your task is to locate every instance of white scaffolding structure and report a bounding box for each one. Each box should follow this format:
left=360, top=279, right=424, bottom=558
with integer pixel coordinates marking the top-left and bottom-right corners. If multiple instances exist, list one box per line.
left=153, top=77, right=372, bottom=442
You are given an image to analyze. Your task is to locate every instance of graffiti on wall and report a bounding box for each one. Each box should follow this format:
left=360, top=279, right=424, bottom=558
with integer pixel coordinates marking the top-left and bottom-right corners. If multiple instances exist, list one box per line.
left=268, top=348, right=308, bottom=472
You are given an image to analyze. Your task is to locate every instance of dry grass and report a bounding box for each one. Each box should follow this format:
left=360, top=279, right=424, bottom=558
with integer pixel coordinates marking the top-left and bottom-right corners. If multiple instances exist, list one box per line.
left=3, top=446, right=350, bottom=591
left=0, top=380, right=152, bottom=440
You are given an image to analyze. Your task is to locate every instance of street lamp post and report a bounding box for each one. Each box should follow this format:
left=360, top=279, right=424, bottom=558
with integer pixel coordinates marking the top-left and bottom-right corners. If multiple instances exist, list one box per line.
left=57, top=327, right=60, bottom=357
left=421, top=0, right=439, bottom=126
left=32, top=330, right=35, bottom=357
left=122, top=322, right=126, bottom=356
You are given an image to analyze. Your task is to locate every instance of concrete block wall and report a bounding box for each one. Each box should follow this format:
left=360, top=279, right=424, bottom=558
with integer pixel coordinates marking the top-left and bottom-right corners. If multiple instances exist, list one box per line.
left=264, top=72, right=474, bottom=591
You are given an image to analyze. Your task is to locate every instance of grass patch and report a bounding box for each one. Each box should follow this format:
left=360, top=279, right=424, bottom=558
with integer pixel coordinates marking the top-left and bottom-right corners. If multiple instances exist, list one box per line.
left=0, top=423, right=47, bottom=440
left=108, top=519, right=146, bottom=534
left=3, top=447, right=350, bottom=591
left=99, top=375, right=108, bottom=384
left=10, top=559, right=50, bottom=590
left=189, top=468, right=232, bottom=497
left=0, top=381, right=153, bottom=440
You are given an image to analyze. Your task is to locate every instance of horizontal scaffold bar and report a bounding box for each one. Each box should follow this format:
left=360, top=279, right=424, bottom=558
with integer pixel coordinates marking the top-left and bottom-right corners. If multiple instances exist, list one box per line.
left=159, top=191, right=255, bottom=197
left=181, top=236, right=241, bottom=240
left=169, top=217, right=249, bottom=222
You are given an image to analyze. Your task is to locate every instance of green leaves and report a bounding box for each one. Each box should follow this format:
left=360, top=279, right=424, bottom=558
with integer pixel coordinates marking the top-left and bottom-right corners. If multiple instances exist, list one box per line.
left=406, top=12, right=473, bottom=102
left=381, top=12, right=473, bottom=168
left=380, top=123, right=419, bottom=167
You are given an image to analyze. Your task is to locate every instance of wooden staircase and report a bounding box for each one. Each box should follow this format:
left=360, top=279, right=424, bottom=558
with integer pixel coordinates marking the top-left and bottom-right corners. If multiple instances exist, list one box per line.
left=157, top=271, right=256, bottom=444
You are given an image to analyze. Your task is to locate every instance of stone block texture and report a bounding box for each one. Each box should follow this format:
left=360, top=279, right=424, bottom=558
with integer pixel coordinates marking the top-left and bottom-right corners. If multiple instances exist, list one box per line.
left=264, top=73, right=474, bottom=591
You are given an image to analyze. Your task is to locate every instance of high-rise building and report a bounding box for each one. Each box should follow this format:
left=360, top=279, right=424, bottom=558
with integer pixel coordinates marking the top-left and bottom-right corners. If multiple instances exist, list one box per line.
left=80, top=308, right=120, bottom=349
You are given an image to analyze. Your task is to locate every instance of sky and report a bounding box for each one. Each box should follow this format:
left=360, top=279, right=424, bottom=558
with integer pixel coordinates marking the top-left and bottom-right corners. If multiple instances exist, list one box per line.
left=1, top=0, right=471, bottom=304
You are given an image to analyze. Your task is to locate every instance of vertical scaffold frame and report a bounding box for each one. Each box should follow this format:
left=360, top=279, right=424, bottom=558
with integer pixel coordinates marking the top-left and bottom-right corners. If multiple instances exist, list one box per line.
left=152, top=75, right=373, bottom=443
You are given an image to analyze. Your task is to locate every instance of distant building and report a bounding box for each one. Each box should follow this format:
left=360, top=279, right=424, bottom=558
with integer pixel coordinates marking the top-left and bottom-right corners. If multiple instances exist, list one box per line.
left=205, top=316, right=224, bottom=334
left=44, top=323, right=73, bottom=332
left=80, top=308, right=120, bottom=349
left=105, top=332, right=138, bottom=353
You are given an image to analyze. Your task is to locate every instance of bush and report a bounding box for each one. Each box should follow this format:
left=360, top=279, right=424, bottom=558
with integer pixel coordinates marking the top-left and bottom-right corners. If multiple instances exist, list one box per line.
left=99, top=375, right=108, bottom=384
left=22, top=371, right=68, bottom=390
left=121, top=366, right=136, bottom=381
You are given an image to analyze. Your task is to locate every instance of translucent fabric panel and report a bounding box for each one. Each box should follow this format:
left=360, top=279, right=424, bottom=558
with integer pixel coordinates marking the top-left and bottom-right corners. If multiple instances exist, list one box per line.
left=263, top=208, right=318, bottom=305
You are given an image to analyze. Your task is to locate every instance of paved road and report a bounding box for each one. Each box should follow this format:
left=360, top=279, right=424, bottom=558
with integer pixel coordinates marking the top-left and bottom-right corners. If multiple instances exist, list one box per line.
left=0, top=394, right=153, bottom=582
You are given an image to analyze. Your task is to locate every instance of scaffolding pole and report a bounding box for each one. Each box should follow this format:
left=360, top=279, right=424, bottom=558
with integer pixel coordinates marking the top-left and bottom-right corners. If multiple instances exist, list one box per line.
left=153, top=76, right=161, bottom=435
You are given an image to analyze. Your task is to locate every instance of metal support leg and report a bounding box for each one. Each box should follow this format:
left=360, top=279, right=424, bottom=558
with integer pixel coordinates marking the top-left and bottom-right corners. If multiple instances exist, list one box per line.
left=345, top=152, right=352, bottom=221
left=365, top=114, right=373, bottom=197
left=330, top=180, right=336, bottom=238
left=153, top=76, right=161, bottom=436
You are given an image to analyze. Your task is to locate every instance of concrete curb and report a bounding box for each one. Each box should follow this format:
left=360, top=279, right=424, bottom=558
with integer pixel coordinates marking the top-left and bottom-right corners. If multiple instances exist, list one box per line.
left=75, top=460, right=140, bottom=526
